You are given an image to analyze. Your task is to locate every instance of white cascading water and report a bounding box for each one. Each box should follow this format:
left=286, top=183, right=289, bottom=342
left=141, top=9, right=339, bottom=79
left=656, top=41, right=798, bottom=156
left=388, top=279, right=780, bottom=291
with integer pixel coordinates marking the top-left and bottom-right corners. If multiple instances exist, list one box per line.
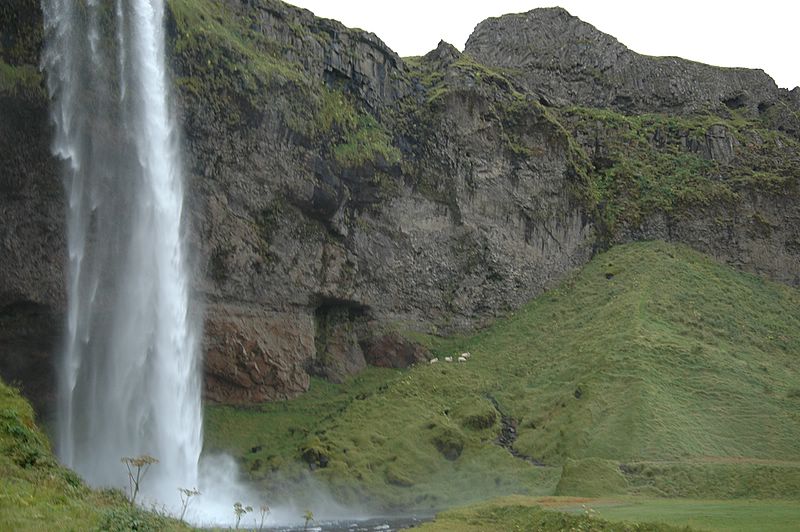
left=42, top=0, right=202, bottom=506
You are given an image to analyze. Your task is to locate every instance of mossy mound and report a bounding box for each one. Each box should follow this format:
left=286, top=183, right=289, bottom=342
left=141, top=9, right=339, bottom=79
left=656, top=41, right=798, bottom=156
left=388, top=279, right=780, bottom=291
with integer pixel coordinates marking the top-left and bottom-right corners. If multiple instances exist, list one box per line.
left=415, top=496, right=691, bottom=532
left=0, top=381, right=186, bottom=531
left=555, top=458, right=629, bottom=497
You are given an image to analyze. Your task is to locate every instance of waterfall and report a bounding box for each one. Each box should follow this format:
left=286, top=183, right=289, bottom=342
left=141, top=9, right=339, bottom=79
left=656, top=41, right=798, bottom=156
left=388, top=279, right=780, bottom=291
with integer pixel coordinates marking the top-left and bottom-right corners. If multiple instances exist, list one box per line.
left=42, top=0, right=202, bottom=503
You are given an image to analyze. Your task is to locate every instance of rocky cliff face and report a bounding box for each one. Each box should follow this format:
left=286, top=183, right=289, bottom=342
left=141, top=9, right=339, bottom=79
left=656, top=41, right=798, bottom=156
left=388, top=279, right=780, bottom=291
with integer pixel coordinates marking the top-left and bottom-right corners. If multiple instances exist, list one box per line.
left=466, top=8, right=799, bottom=125
left=1, top=1, right=798, bottom=412
left=0, top=0, right=61, bottom=416
left=171, top=0, right=595, bottom=401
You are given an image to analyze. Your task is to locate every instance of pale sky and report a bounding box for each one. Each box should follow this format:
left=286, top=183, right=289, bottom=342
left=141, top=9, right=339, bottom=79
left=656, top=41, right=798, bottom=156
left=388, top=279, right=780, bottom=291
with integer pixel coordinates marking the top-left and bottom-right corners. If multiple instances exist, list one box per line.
left=286, top=0, right=799, bottom=89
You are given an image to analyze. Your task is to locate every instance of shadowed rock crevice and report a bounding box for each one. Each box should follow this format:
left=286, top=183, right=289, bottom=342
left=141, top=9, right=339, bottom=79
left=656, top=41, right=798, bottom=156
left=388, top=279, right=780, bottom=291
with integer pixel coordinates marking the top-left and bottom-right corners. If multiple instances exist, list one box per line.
left=310, top=299, right=369, bottom=383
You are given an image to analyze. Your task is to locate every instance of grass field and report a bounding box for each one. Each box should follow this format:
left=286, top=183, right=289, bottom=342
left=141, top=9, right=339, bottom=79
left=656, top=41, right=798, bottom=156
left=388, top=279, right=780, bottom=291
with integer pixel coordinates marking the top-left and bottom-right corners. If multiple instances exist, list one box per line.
left=572, top=497, right=800, bottom=532
left=417, top=496, right=800, bottom=532
left=205, top=241, right=800, bottom=514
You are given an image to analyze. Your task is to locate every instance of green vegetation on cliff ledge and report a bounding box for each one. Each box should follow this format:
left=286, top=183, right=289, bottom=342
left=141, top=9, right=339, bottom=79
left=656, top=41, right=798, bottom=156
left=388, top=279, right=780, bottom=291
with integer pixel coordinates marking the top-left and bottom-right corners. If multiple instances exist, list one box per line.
left=0, top=59, right=44, bottom=99
left=315, top=89, right=402, bottom=168
left=168, top=0, right=305, bottom=87
left=167, top=0, right=307, bottom=128
left=0, top=381, right=187, bottom=531
left=558, top=106, right=800, bottom=233
left=205, top=241, right=800, bottom=512
left=167, top=0, right=400, bottom=170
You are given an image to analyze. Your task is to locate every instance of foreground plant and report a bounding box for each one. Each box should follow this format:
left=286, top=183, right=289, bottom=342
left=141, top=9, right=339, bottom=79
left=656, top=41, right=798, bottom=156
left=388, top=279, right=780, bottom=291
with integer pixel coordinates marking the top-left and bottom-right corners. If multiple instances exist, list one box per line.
left=178, top=487, right=200, bottom=522
left=258, top=503, right=270, bottom=531
left=234, top=501, right=253, bottom=529
left=303, top=509, right=314, bottom=530
left=121, top=455, right=158, bottom=505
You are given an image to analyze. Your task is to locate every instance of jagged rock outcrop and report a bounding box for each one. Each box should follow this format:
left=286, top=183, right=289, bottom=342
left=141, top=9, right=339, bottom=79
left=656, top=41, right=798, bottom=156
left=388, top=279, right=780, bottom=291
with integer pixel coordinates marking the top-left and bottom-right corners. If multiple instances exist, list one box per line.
left=1, top=1, right=798, bottom=410
left=423, top=41, right=461, bottom=70
left=465, top=7, right=800, bottom=128
left=362, top=332, right=430, bottom=369
left=203, top=307, right=313, bottom=403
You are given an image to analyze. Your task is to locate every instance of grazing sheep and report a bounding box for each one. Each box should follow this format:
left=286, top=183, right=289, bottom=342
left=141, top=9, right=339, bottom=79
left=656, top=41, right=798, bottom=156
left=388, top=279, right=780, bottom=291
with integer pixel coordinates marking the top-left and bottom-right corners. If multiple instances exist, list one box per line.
left=429, top=358, right=439, bottom=364
left=461, top=352, right=471, bottom=359
left=457, top=356, right=467, bottom=362
left=444, top=356, right=453, bottom=362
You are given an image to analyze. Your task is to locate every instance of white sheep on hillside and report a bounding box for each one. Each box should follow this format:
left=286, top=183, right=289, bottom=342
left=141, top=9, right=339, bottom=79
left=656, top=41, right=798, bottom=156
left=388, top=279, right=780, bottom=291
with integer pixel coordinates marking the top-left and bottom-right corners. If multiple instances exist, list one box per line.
left=429, top=358, right=439, bottom=364
left=444, top=356, right=453, bottom=362
left=457, top=356, right=467, bottom=362
left=460, top=352, right=471, bottom=359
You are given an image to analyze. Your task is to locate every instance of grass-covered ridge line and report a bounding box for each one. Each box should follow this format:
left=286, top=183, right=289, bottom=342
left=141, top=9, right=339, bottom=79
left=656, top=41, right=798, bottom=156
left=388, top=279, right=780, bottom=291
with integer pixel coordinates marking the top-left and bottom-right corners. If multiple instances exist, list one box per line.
left=205, top=241, right=800, bottom=511
left=168, top=0, right=306, bottom=89
left=167, top=0, right=310, bottom=129
left=0, top=381, right=187, bottom=531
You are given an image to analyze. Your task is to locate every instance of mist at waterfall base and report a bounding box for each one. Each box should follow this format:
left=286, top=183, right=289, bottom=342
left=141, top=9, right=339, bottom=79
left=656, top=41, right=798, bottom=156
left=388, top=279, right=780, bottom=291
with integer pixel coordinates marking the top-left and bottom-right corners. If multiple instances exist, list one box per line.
left=38, top=0, right=383, bottom=527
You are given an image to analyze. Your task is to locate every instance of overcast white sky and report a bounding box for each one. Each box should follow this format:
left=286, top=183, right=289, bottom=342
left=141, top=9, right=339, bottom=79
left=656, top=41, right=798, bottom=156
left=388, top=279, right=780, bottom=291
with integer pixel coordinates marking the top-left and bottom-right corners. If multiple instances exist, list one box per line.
left=286, top=0, right=799, bottom=89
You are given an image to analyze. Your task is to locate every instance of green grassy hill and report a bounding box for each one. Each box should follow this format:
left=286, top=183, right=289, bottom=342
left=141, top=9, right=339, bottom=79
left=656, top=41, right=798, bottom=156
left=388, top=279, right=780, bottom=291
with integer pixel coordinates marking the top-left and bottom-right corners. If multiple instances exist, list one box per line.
left=205, top=241, right=800, bottom=511
left=0, top=381, right=187, bottom=531
left=3, top=242, right=799, bottom=529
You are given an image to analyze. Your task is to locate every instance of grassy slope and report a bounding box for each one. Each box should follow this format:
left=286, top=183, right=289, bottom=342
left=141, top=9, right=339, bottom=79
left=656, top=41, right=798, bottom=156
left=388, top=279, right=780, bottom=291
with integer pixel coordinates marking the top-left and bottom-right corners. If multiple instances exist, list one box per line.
left=483, top=243, right=800, bottom=464
left=0, top=381, right=187, bottom=531
left=205, top=241, right=800, bottom=512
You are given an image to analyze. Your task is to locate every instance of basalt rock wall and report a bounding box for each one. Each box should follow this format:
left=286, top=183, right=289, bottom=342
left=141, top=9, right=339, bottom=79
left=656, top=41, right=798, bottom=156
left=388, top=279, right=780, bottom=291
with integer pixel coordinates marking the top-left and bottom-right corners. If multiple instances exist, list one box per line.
left=1, top=1, right=798, bottom=411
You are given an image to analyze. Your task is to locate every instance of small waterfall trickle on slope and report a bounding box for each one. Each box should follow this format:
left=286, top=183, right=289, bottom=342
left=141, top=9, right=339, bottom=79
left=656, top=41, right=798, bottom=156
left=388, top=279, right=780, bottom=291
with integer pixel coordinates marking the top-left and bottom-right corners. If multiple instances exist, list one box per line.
left=42, top=0, right=201, bottom=505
